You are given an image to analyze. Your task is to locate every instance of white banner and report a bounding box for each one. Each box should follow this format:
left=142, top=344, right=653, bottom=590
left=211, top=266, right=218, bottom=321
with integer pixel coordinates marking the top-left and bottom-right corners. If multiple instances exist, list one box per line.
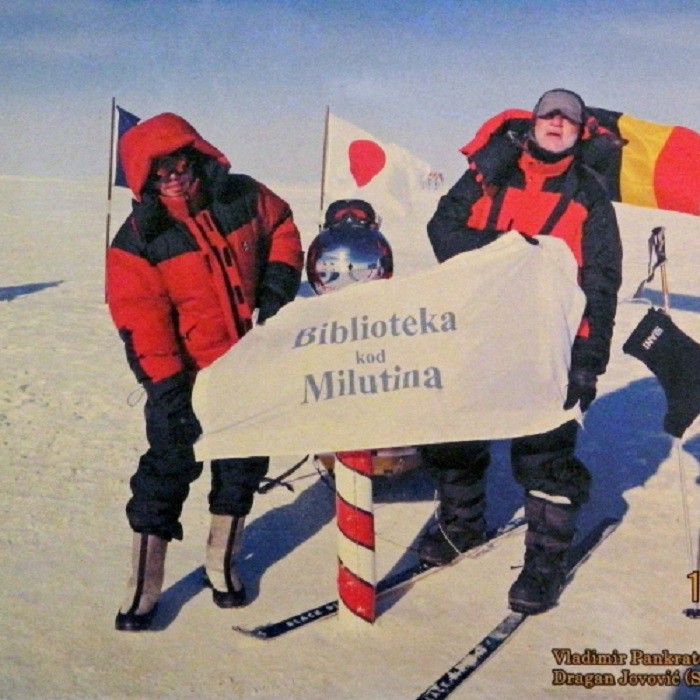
left=324, top=112, right=435, bottom=220
left=193, top=235, right=585, bottom=460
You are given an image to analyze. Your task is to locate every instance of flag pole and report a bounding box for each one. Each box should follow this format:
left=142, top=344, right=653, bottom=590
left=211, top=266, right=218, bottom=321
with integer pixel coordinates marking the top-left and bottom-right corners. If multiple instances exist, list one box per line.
left=660, top=231, right=700, bottom=618
left=652, top=225, right=671, bottom=314
left=104, top=97, right=117, bottom=303
left=318, top=105, right=330, bottom=231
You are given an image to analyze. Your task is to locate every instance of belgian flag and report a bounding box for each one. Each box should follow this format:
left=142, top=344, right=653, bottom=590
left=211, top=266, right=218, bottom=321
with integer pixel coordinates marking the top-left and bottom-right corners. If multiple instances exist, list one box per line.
left=589, top=107, right=700, bottom=216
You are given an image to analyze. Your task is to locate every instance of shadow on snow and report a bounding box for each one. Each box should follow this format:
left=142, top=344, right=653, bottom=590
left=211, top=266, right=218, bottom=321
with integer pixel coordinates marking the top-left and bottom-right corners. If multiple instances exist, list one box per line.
left=0, top=280, right=62, bottom=301
left=155, top=376, right=695, bottom=627
left=634, top=289, right=700, bottom=314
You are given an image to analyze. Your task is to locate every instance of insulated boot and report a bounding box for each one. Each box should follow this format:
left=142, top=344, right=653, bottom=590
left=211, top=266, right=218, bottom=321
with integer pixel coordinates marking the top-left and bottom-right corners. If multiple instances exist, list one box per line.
left=508, top=492, right=578, bottom=614
left=203, top=515, right=247, bottom=608
left=418, top=472, right=486, bottom=565
left=115, top=533, right=168, bottom=632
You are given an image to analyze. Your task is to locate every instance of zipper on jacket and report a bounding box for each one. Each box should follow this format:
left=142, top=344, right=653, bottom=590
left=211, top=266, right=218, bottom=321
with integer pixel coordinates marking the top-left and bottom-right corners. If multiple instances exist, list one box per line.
left=191, top=215, right=249, bottom=339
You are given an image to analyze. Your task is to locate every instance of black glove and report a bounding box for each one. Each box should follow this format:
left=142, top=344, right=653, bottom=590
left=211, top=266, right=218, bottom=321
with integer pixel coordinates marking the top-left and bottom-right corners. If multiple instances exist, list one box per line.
left=256, top=288, right=285, bottom=326
left=144, top=372, right=202, bottom=447
left=131, top=189, right=169, bottom=235
left=563, top=368, right=598, bottom=412
left=469, top=131, right=523, bottom=186
left=256, top=262, right=301, bottom=325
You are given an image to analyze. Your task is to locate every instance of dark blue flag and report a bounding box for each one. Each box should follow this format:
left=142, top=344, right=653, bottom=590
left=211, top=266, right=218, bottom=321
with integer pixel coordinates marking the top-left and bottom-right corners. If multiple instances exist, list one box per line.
left=114, top=106, right=140, bottom=187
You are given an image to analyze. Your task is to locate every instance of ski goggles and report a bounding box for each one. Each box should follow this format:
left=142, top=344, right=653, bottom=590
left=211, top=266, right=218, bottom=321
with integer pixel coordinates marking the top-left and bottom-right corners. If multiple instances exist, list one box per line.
left=536, top=109, right=580, bottom=124
left=533, top=89, right=584, bottom=124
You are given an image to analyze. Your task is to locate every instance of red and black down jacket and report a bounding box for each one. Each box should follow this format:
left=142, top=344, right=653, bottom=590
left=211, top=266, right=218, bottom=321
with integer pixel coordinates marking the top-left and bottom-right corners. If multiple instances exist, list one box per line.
left=427, top=109, right=623, bottom=376
left=107, top=113, right=303, bottom=385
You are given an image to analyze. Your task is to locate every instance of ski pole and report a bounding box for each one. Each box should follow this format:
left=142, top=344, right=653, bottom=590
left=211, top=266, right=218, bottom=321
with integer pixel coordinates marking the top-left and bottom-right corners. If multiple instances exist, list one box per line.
left=656, top=227, right=670, bottom=314
left=657, top=228, right=699, bottom=619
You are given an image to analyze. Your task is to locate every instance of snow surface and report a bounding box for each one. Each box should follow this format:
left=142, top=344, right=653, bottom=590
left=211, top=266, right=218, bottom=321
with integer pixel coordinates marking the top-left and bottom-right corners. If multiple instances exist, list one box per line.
left=1, top=175, right=699, bottom=699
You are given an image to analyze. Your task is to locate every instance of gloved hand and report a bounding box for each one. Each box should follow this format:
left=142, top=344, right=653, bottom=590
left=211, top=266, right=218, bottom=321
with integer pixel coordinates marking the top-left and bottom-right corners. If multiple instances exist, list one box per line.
left=145, top=372, right=202, bottom=447
left=131, top=189, right=168, bottom=234
left=256, top=262, right=301, bottom=325
left=469, top=131, right=523, bottom=186
left=563, top=368, right=598, bottom=412
left=256, top=288, right=285, bottom=325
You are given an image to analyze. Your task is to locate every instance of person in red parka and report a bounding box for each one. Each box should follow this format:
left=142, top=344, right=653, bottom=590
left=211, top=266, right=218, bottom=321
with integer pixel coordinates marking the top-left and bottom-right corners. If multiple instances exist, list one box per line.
left=107, top=113, right=303, bottom=632
left=419, top=89, right=623, bottom=615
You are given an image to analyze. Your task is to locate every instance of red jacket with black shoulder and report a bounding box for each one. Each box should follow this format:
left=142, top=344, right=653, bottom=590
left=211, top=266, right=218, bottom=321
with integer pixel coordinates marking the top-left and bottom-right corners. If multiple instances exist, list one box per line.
left=107, top=113, right=303, bottom=385
left=427, top=109, right=623, bottom=376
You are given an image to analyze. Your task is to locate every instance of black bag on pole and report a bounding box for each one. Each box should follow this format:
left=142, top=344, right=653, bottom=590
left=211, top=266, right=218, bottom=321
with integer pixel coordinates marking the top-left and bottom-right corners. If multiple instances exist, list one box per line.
left=622, top=308, right=700, bottom=438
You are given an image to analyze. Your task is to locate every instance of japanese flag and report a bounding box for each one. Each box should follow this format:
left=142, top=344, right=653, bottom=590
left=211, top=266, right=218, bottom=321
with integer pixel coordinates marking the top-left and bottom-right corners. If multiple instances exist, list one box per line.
left=323, top=112, right=434, bottom=220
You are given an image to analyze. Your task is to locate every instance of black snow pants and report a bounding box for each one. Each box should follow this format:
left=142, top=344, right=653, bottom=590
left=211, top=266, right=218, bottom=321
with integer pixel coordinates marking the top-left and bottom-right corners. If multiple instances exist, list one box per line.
left=125, top=398, right=269, bottom=541
left=420, top=420, right=591, bottom=506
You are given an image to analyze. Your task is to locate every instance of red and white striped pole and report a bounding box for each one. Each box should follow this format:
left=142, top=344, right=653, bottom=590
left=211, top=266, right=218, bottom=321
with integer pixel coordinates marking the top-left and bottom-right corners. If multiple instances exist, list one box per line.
left=334, top=450, right=376, bottom=625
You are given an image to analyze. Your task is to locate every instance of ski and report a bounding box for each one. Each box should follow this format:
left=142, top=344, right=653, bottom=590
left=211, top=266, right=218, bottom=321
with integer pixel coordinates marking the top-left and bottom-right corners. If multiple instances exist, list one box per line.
left=414, top=517, right=620, bottom=700
left=233, top=516, right=526, bottom=640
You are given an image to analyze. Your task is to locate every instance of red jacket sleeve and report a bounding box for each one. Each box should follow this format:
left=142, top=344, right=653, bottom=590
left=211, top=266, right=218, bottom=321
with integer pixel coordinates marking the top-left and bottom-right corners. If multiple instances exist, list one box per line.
left=255, top=182, right=304, bottom=271
left=106, top=244, right=185, bottom=383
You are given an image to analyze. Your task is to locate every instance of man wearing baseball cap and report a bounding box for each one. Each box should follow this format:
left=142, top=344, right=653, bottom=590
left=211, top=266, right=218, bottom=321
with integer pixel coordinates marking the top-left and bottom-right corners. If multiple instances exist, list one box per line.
left=420, top=89, right=623, bottom=615
left=533, top=88, right=586, bottom=123
left=531, top=88, right=586, bottom=153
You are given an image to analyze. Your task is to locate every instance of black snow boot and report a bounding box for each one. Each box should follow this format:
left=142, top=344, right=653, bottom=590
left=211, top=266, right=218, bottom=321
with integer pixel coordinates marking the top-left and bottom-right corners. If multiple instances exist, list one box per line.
left=115, top=533, right=168, bottom=632
left=418, top=472, right=486, bottom=565
left=508, top=492, right=578, bottom=614
left=203, top=515, right=247, bottom=608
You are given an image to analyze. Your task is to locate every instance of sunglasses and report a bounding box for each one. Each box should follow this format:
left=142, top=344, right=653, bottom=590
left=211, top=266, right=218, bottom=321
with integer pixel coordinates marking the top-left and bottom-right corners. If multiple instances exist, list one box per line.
left=151, top=154, right=192, bottom=182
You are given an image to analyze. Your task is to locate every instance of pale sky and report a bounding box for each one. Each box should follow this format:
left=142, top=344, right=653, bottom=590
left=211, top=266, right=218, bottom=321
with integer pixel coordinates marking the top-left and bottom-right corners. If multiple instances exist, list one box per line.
left=1, top=0, right=699, bottom=186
